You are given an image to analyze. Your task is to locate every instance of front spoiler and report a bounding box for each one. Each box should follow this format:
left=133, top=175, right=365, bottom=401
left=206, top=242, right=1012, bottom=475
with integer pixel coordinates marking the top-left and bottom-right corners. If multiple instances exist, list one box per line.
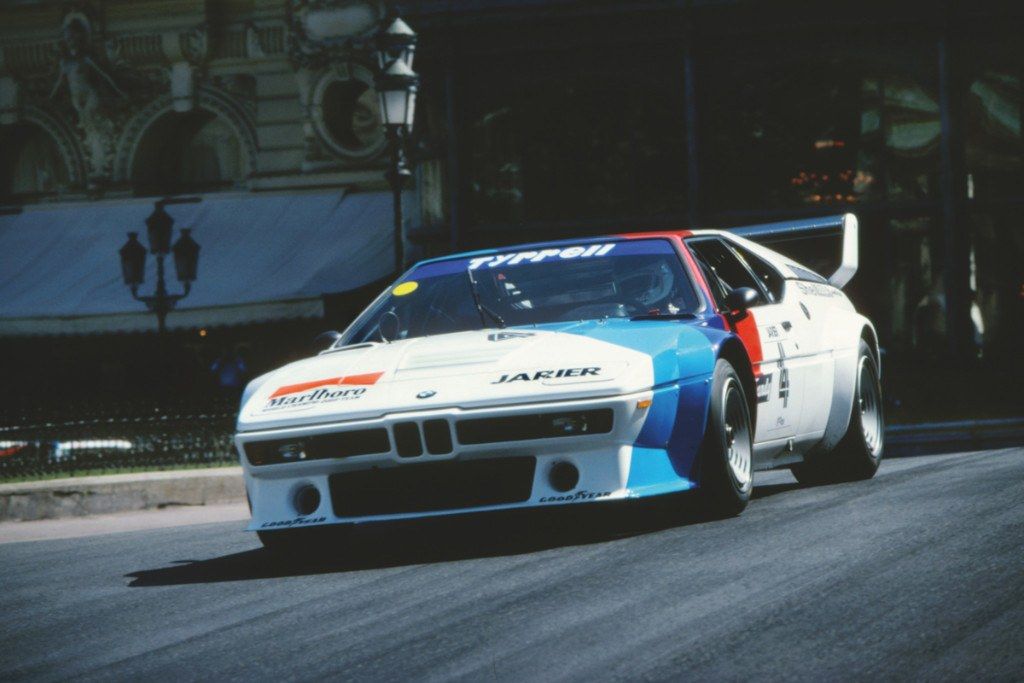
left=237, top=389, right=699, bottom=531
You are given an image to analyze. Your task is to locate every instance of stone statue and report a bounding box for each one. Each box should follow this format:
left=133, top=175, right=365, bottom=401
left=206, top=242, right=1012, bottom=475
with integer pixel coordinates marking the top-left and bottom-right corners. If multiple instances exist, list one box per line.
left=48, top=16, right=125, bottom=182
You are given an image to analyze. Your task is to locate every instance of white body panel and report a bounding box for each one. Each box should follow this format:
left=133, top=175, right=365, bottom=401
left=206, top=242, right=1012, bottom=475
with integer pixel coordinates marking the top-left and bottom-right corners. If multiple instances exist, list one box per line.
left=236, top=215, right=880, bottom=530
left=238, top=329, right=655, bottom=433
left=237, top=390, right=658, bottom=530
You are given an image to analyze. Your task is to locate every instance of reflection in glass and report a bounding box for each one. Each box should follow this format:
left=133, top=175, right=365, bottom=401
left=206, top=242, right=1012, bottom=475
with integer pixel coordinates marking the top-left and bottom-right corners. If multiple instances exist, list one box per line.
left=966, top=70, right=1022, bottom=199
left=970, top=213, right=1024, bottom=361
left=886, top=217, right=946, bottom=358
left=702, top=38, right=939, bottom=211
left=464, top=50, right=686, bottom=227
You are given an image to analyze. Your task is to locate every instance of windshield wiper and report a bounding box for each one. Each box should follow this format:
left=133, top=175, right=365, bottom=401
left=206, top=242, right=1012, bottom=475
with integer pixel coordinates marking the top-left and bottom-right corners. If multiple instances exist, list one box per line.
left=629, top=312, right=698, bottom=321
left=466, top=268, right=506, bottom=328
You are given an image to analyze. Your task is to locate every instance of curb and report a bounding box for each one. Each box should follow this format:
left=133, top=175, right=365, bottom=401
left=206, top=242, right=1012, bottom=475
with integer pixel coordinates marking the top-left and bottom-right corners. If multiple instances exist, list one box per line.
left=886, top=418, right=1024, bottom=446
left=0, top=467, right=245, bottom=522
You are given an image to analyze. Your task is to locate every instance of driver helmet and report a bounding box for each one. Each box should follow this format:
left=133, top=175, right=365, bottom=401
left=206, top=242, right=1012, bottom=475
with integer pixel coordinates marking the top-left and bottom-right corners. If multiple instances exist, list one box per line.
left=622, top=259, right=675, bottom=308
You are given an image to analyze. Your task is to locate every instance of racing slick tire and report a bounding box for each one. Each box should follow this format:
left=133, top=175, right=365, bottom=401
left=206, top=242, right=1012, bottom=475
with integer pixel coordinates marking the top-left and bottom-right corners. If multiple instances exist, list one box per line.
left=698, top=359, right=754, bottom=518
left=791, top=339, right=884, bottom=485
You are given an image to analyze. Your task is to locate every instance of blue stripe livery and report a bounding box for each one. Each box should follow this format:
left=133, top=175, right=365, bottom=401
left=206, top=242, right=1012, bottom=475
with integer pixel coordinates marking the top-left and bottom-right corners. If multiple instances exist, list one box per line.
left=534, top=316, right=739, bottom=497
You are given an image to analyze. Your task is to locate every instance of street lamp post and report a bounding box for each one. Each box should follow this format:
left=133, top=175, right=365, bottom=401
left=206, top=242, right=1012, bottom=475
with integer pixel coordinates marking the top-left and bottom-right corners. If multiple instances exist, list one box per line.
left=119, top=199, right=201, bottom=333
left=375, top=16, right=418, bottom=275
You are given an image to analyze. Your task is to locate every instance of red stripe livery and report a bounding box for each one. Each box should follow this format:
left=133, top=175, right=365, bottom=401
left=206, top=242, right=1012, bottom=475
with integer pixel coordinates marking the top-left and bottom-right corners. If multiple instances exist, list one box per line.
left=269, top=372, right=384, bottom=398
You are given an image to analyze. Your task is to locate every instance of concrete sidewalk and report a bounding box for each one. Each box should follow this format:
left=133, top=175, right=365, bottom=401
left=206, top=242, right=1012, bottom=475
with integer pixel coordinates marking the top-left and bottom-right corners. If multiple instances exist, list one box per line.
left=0, top=467, right=245, bottom=522
left=0, top=501, right=250, bottom=544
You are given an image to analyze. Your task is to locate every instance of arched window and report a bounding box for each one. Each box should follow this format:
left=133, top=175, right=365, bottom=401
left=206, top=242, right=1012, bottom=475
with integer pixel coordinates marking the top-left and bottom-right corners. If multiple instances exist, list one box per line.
left=132, top=110, right=245, bottom=195
left=0, top=124, right=69, bottom=200
left=311, top=65, right=386, bottom=160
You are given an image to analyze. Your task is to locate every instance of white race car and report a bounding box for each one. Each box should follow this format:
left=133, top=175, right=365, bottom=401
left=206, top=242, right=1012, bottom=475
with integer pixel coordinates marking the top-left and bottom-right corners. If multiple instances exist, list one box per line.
left=235, top=213, right=883, bottom=552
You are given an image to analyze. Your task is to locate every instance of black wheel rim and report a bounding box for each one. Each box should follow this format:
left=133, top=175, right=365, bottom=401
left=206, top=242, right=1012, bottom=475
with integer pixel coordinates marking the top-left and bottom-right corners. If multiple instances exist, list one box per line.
left=857, top=356, right=883, bottom=457
left=723, top=377, right=753, bottom=492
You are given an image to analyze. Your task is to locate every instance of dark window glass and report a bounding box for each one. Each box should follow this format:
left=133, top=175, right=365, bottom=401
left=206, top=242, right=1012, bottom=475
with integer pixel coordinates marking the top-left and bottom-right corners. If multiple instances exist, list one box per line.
left=688, top=239, right=766, bottom=309
left=886, top=217, right=946, bottom=358
left=343, top=239, right=700, bottom=344
left=0, top=124, right=69, bottom=199
left=964, top=39, right=1023, bottom=201
left=969, top=212, right=1024, bottom=361
left=462, top=47, right=686, bottom=227
left=730, top=242, right=786, bottom=302
left=131, top=110, right=244, bottom=195
left=701, top=31, right=939, bottom=212
left=788, top=265, right=828, bottom=285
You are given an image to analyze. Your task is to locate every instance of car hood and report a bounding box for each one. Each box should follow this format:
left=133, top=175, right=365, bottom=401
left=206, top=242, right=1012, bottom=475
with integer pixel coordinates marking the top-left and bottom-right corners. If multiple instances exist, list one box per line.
left=236, top=320, right=715, bottom=432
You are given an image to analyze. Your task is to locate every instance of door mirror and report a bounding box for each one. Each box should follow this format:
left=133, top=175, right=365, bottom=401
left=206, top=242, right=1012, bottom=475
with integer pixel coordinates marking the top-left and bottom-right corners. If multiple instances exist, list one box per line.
left=312, top=330, right=341, bottom=353
left=377, top=311, right=401, bottom=343
left=725, top=287, right=760, bottom=312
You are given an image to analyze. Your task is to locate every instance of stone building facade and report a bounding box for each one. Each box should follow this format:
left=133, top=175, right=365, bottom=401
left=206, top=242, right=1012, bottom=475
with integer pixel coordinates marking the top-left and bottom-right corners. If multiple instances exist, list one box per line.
left=0, top=0, right=403, bottom=202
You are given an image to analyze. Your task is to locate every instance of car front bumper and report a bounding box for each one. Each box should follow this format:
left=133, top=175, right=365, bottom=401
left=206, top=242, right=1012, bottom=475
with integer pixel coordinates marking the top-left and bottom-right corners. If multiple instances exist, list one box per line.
left=236, top=387, right=698, bottom=530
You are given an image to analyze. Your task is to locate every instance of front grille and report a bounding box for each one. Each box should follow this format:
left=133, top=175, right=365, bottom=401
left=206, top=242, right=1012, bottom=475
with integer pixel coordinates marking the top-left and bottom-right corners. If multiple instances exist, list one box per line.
left=456, top=409, right=614, bottom=445
left=329, top=456, right=536, bottom=516
left=244, top=428, right=390, bottom=466
left=423, top=419, right=453, bottom=454
left=393, top=421, right=423, bottom=458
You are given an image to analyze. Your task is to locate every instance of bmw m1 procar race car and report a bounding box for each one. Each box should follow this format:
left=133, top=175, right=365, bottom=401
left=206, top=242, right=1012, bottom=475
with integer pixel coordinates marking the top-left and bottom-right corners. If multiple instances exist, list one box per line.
left=236, top=213, right=884, bottom=551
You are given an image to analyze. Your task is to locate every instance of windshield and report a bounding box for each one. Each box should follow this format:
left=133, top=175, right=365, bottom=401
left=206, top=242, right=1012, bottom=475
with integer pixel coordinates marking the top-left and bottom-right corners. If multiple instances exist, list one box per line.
left=341, top=239, right=701, bottom=345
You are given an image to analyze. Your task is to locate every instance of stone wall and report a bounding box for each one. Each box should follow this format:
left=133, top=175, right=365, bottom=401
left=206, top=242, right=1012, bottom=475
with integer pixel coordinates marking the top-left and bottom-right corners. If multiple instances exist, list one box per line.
left=0, top=0, right=394, bottom=201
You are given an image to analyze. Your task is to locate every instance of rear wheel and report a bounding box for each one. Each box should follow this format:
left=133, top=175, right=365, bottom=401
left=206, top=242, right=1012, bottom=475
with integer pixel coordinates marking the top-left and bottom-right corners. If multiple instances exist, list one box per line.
left=698, top=359, right=754, bottom=517
left=792, top=339, right=884, bottom=485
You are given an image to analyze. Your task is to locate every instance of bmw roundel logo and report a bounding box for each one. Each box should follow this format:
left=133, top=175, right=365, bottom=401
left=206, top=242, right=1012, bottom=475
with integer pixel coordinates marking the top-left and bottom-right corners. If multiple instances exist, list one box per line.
left=416, top=390, right=436, bottom=399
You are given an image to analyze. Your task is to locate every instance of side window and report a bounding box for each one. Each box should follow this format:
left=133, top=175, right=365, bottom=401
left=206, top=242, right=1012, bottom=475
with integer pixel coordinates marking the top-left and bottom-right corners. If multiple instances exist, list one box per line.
left=730, top=242, right=785, bottom=302
left=688, top=238, right=767, bottom=309
left=690, top=251, right=730, bottom=309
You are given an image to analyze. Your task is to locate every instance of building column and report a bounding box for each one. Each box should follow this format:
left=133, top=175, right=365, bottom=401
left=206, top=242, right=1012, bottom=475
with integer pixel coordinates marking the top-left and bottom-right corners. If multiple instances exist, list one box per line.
left=444, top=47, right=462, bottom=252
left=683, top=24, right=701, bottom=229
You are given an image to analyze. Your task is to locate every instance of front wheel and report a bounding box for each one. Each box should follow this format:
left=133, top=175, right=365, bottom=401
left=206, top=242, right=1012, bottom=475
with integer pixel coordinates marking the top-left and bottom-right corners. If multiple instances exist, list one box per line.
left=792, top=339, right=884, bottom=485
left=698, top=359, right=754, bottom=517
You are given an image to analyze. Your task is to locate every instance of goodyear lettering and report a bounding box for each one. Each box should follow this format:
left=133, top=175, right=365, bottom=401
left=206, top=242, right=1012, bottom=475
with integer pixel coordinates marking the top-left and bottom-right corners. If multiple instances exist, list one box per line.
left=260, top=516, right=327, bottom=528
left=540, top=490, right=612, bottom=503
left=492, top=367, right=600, bottom=384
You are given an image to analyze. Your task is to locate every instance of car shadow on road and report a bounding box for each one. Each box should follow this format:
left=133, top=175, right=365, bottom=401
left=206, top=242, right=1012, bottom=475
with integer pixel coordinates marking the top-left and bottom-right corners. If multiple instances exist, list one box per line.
left=126, top=493, right=746, bottom=587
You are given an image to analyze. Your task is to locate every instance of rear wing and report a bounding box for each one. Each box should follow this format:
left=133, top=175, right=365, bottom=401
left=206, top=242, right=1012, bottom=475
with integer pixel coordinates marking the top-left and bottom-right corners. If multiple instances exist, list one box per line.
left=731, top=213, right=858, bottom=289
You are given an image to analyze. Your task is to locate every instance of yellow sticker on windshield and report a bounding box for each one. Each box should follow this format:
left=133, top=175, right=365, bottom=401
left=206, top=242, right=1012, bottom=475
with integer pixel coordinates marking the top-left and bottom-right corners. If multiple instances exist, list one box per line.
left=392, top=281, right=419, bottom=296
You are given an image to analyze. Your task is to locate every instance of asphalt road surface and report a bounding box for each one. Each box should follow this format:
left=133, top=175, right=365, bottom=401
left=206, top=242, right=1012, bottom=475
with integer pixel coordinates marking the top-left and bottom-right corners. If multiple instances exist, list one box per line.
left=2, top=446, right=1022, bottom=681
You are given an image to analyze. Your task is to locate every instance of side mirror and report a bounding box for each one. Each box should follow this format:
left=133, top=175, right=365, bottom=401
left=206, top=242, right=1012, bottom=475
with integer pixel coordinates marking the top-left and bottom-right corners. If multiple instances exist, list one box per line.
left=378, top=311, right=400, bottom=343
left=312, top=330, right=341, bottom=353
left=725, top=287, right=760, bottom=312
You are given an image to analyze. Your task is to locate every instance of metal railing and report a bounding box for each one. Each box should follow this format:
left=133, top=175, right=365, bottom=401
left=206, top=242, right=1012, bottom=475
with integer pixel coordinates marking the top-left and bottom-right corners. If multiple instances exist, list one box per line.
left=0, top=403, right=238, bottom=481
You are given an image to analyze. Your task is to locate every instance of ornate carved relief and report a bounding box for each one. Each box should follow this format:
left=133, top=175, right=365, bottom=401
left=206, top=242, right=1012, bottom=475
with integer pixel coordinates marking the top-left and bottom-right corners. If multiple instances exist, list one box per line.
left=286, top=0, right=384, bottom=69
left=285, top=1, right=387, bottom=167
left=0, top=2, right=308, bottom=195
left=47, top=11, right=129, bottom=184
left=112, top=85, right=258, bottom=184
left=19, top=103, right=88, bottom=187
left=308, top=61, right=384, bottom=161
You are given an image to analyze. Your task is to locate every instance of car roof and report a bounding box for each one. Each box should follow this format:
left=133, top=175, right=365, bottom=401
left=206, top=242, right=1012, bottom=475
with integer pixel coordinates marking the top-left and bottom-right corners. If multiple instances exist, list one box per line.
left=412, top=231, right=693, bottom=268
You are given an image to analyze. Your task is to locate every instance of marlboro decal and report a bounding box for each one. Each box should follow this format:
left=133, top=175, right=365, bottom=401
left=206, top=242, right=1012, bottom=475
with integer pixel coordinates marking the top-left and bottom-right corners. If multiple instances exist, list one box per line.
left=263, top=372, right=383, bottom=411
